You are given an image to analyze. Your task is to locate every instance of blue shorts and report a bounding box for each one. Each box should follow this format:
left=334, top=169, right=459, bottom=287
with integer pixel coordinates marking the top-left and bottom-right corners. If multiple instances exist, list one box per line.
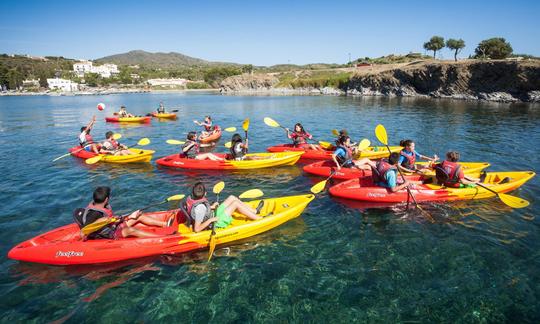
left=84, top=146, right=93, bottom=152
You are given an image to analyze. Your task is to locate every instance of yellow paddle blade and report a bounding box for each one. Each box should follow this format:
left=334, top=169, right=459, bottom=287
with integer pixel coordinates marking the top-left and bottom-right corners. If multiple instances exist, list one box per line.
left=319, top=141, right=333, bottom=149
left=242, top=118, right=250, bottom=131
left=207, top=234, right=216, bottom=261
left=113, top=133, right=122, bottom=140
left=85, top=155, right=103, bottom=165
left=499, top=193, right=530, bottom=208
left=310, top=180, right=328, bottom=194
left=263, top=117, right=280, bottom=128
left=81, top=218, right=116, bottom=235
left=224, top=127, right=237, bottom=132
left=166, top=194, right=185, bottom=201
left=137, top=138, right=150, bottom=146
left=358, top=138, right=371, bottom=151
left=213, top=181, right=225, bottom=194
left=239, top=189, right=264, bottom=199
left=224, top=141, right=232, bottom=148
left=331, top=129, right=340, bottom=137
left=375, top=124, right=388, bottom=146
left=166, top=139, right=185, bottom=145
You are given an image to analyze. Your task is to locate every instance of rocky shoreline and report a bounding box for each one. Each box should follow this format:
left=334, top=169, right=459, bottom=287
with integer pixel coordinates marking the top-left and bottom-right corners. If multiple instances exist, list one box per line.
left=0, top=88, right=218, bottom=97
left=220, top=60, right=540, bottom=103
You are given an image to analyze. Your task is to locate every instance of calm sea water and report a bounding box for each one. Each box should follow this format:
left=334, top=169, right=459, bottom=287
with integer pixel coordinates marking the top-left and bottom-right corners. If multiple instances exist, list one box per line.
left=0, top=92, right=539, bottom=323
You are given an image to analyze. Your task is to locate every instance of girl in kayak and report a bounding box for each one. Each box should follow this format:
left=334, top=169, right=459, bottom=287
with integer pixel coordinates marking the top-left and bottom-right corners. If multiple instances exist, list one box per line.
left=184, top=182, right=264, bottom=233
left=180, top=131, right=223, bottom=161
left=433, top=151, right=479, bottom=188
left=286, top=123, right=322, bottom=151
left=193, top=116, right=214, bottom=138
left=117, top=106, right=134, bottom=118
left=398, top=139, right=438, bottom=173
left=362, top=153, right=413, bottom=192
left=100, top=131, right=132, bottom=156
left=228, top=133, right=264, bottom=160
left=79, top=115, right=100, bottom=154
left=74, top=186, right=174, bottom=239
left=332, top=135, right=369, bottom=170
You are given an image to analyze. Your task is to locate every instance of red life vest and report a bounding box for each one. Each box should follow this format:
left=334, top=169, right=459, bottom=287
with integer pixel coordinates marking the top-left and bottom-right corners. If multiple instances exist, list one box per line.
left=435, top=161, right=462, bottom=187
left=85, top=202, right=113, bottom=218
left=372, top=159, right=397, bottom=186
left=400, top=150, right=416, bottom=169
left=105, top=139, right=119, bottom=150
left=291, top=131, right=310, bottom=146
left=185, top=196, right=212, bottom=228
left=204, top=122, right=213, bottom=132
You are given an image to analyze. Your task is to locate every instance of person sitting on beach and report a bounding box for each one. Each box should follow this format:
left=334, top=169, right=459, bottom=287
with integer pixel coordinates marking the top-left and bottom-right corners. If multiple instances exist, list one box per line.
left=157, top=102, right=166, bottom=114
left=180, top=132, right=223, bottom=161
left=117, top=106, right=134, bottom=118
left=398, top=139, right=438, bottom=173
left=433, top=151, right=479, bottom=188
left=285, top=123, right=322, bottom=151
left=100, top=131, right=132, bottom=156
left=193, top=116, right=214, bottom=138
left=79, top=115, right=100, bottom=154
left=332, top=135, right=369, bottom=170
left=184, top=182, right=264, bottom=233
left=73, top=186, right=174, bottom=239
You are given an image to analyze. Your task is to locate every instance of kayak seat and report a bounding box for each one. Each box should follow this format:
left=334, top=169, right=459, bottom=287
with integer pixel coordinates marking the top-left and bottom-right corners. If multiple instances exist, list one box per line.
left=498, top=177, right=511, bottom=184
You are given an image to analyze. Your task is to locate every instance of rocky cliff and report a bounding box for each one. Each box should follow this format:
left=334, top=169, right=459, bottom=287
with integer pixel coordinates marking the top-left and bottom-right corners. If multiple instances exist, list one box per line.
left=221, top=60, right=540, bottom=102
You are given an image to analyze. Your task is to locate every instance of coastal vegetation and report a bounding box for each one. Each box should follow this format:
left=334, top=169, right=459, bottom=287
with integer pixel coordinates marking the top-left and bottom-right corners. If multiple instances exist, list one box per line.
left=423, top=36, right=445, bottom=58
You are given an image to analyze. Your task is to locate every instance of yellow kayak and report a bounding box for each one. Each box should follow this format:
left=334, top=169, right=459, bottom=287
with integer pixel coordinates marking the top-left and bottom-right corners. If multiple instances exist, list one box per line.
left=71, top=147, right=154, bottom=163
left=156, top=152, right=303, bottom=170
left=105, top=116, right=152, bottom=123
left=151, top=112, right=177, bottom=119
left=177, top=194, right=314, bottom=247
left=355, top=146, right=402, bottom=159
left=414, top=162, right=491, bottom=175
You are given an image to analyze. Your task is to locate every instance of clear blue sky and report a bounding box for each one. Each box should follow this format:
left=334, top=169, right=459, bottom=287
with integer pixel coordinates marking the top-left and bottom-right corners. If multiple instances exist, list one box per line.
left=1, top=0, right=539, bottom=66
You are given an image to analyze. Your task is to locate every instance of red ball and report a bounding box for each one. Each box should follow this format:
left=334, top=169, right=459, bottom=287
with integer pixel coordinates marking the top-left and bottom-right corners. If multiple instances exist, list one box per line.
left=97, top=103, right=105, bottom=111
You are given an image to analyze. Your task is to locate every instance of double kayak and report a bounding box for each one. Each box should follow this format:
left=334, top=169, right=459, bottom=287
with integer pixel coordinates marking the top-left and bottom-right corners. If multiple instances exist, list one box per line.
left=156, top=152, right=302, bottom=170
left=329, top=171, right=535, bottom=203
left=151, top=112, right=177, bottom=119
left=105, top=116, right=152, bottom=123
left=199, top=127, right=222, bottom=144
left=8, top=194, right=314, bottom=265
left=69, top=147, right=154, bottom=163
left=267, top=144, right=402, bottom=160
left=304, top=161, right=491, bottom=180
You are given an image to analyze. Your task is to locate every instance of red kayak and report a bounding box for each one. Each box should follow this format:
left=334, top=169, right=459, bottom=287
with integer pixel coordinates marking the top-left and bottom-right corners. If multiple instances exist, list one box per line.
left=7, top=210, right=202, bottom=265
left=199, top=126, right=222, bottom=144
left=267, top=144, right=333, bottom=160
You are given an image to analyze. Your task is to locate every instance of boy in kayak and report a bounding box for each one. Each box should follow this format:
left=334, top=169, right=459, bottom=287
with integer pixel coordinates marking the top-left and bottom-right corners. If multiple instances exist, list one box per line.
left=332, top=135, right=369, bottom=170
left=180, top=131, right=223, bottom=161
left=117, top=106, right=134, bottom=118
left=356, top=152, right=415, bottom=192
left=184, top=182, right=264, bottom=233
left=398, top=139, right=438, bottom=173
left=74, top=186, right=174, bottom=239
left=156, top=102, right=166, bottom=114
left=193, top=116, right=214, bottom=138
left=100, top=131, right=133, bottom=156
left=79, top=115, right=100, bottom=154
left=433, top=151, right=479, bottom=188
left=285, top=123, right=322, bottom=151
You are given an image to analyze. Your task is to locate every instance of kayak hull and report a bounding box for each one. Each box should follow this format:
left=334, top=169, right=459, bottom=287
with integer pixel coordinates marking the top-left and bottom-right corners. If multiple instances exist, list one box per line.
left=8, top=195, right=314, bottom=265
left=105, top=116, right=151, bottom=123
left=151, top=112, right=177, bottom=119
left=267, top=144, right=401, bottom=160
left=328, top=171, right=535, bottom=203
left=303, top=161, right=491, bottom=180
left=199, top=128, right=222, bottom=143
left=69, top=147, right=154, bottom=163
left=156, top=152, right=302, bottom=170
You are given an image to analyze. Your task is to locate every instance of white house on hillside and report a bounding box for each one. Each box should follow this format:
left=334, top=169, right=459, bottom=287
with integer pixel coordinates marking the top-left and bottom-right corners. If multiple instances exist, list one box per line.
left=47, top=78, right=79, bottom=91
left=73, top=61, right=119, bottom=78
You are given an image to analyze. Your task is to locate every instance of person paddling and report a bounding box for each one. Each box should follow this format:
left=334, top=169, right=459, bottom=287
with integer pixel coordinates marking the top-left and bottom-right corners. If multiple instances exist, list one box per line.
left=156, top=102, right=166, bottom=114
left=79, top=115, right=100, bottom=154
left=100, top=131, right=132, bottom=156
left=117, top=106, right=134, bottom=118
left=227, top=133, right=263, bottom=160
left=398, top=139, right=438, bottom=173
left=332, top=135, right=368, bottom=170
left=73, top=187, right=173, bottom=239
left=184, top=182, right=263, bottom=233
left=180, top=131, right=223, bottom=161
left=433, top=151, right=479, bottom=188
left=357, top=152, right=419, bottom=192
left=285, top=123, right=322, bottom=151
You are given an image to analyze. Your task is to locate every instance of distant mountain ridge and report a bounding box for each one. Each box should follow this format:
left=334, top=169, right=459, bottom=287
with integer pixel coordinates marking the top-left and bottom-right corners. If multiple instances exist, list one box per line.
left=95, top=50, right=239, bottom=68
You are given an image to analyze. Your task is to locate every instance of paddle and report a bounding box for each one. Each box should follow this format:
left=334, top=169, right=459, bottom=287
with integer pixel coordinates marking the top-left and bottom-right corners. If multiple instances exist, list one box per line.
left=310, top=139, right=371, bottom=194
left=85, top=138, right=150, bottom=165
left=224, top=127, right=237, bottom=132
left=243, top=118, right=250, bottom=152
left=332, top=129, right=340, bottom=137
left=81, top=194, right=185, bottom=236
left=375, top=124, right=433, bottom=220
left=264, top=117, right=329, bottom=148
left=53, top=133, right=122, bottom=162
left=207, top=181, right=225, bottom=261
left=463, top=176, right=529, bottom=208
left=166, top=139, right=186, bottom=145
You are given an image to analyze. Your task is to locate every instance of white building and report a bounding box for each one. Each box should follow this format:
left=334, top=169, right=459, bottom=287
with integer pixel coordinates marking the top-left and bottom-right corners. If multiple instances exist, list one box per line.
left=47, top=78, right=79, bottom=91
left=147, top=78, right=188, bottom=87
left=73, top=61, right=119, bottom=78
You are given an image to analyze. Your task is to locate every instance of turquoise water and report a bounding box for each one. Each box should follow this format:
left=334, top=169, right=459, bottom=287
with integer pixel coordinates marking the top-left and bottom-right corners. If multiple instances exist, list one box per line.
left=0, top=93, right=539, bottom=323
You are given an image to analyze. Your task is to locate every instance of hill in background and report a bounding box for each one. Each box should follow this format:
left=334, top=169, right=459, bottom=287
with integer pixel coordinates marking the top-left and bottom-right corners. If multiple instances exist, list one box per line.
left=95, top=50, right=239, bottom=68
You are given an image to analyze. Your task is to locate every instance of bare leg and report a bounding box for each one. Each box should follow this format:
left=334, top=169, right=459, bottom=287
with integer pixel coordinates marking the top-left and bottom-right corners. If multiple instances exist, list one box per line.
left=121, top=227, right=162, bottom=238
left=125, top=215, right=167, bottom=228
left=222, top=195, right=260, bottom=220
left=196, top=153, right=224, bottom=161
